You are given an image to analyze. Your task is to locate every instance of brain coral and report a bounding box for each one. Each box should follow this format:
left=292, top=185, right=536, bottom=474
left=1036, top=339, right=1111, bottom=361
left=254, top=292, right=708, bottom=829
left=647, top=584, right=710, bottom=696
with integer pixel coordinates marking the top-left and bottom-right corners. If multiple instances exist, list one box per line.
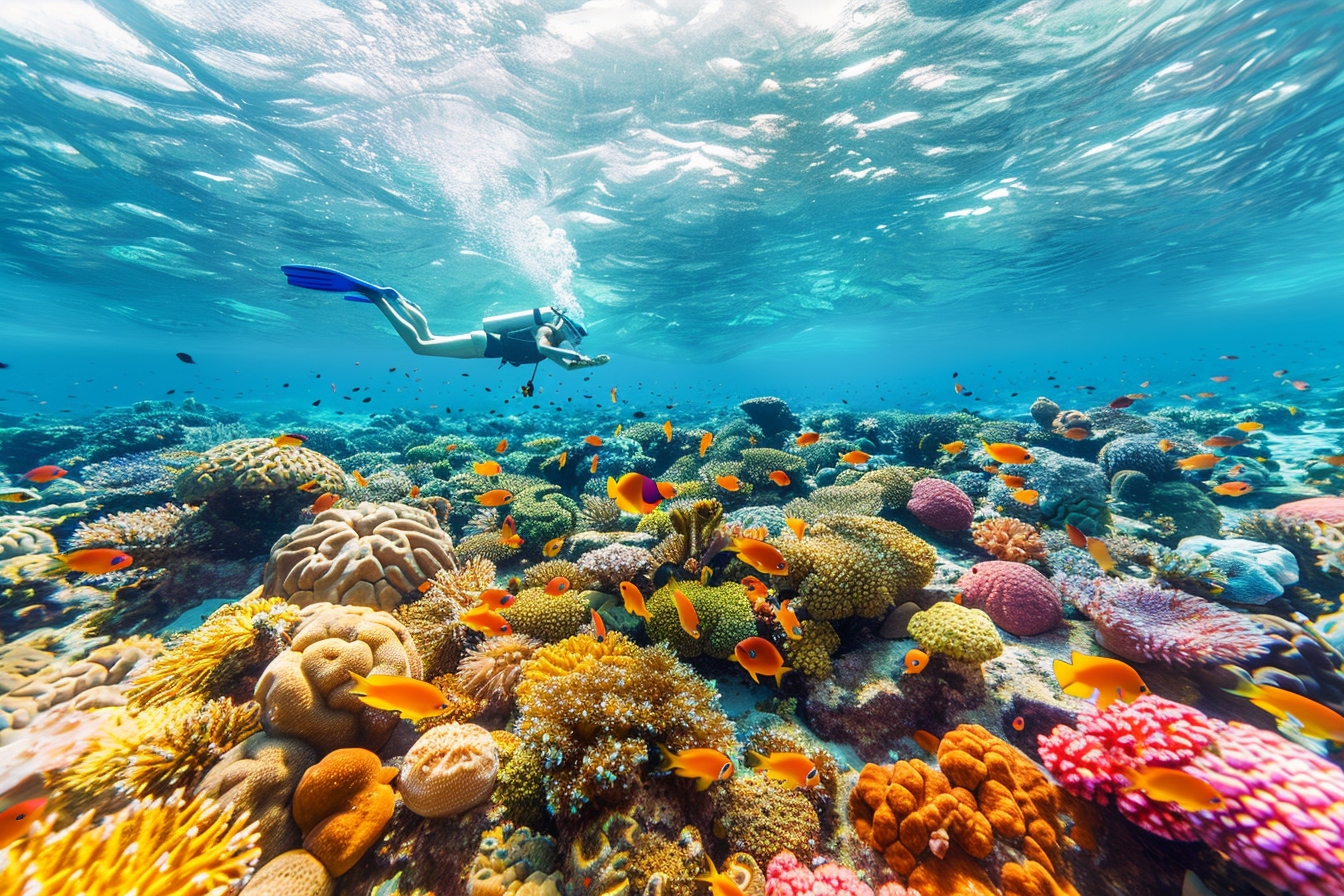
left=513, top=632, right=735, bottom=816
left=906, top=602, right=1004, bottom=664
left=253, top=602, right=422, bottom=751
left=398, top=722, right=499, bottom=818
left=646, top=580, right=756, bottom=660
left=263, top=502, right=457, bottom=611
left=174, top=438, right=345, bottom=503
left=906, top=478, right=974, bottom=532
left=956, top=561, right=1062, bottom=637
left=291, top=747, right=397, bottom=877
left=775, top=515, right=936, bottom=620
left=194, top=732, right=319, bottom=864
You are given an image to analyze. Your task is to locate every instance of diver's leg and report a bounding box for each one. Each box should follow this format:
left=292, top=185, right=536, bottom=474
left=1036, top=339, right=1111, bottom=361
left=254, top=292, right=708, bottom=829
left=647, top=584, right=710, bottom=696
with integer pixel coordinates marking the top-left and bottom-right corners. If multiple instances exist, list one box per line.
left=370, top=295, right=489, bottom=358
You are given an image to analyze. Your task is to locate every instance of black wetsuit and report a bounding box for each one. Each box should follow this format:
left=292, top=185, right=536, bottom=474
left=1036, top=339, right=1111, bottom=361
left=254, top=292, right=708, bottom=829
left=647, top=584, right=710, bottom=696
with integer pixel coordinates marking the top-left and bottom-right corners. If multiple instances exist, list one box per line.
left=482, top=309, right=548, bottom=366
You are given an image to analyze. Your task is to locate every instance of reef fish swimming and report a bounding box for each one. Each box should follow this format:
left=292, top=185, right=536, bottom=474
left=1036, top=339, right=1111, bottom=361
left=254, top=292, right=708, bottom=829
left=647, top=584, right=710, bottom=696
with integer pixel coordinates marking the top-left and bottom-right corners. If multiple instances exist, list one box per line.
left=620, top=581, right=651, bottom=620
left=0, top=797, right=46, bottom=850
left=348, top=672, right=450, bottom=721
left=731, top=636, right=792, bottom=686
left=744, top=750, right=818, bottom=789
left=1120, top=766, right=1226, bottom=812
left=1054, top=651, right=1149, bottom=710
left=657, top=744, right=735, bottom=790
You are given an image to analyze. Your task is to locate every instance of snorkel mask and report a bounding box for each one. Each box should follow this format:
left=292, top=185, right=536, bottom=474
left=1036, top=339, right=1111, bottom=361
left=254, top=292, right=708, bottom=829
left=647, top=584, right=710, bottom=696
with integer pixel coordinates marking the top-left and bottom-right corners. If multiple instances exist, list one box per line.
left=552, top=309, right=587, bottom=345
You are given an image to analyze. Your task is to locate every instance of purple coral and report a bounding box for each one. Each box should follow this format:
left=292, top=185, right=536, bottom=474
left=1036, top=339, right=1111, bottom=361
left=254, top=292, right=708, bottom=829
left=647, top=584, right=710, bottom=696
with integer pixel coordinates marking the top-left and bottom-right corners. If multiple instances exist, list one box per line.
left=574, top=543, right=653, bottom=592
left=1039, top=696, right=1344, bottom=896
left=955, top=561, right=1062, bottom=636
left=906, top=478, right=974, bottom=533
left=1060, top=577, right=1270, bottom=666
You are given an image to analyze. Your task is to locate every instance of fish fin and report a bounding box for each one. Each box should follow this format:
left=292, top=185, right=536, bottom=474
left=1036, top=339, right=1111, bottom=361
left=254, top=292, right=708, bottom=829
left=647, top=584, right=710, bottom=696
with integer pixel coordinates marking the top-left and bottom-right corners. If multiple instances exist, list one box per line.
left=1052, top=657, right=1075, bottom=688
left=347, top=670, right=371, bottom=694
left=656, top=743, right=677, bottom=772
left=747, top=668, right=761, bottom=684
left=1221, top=664, right=1263, bottom=700
left=606, top=477, right=618, bottom=499
left=695, top=776, right=713, bottom=791
left=1117, top=766, right=1142, bottom=793
left=775, top=666, right=792, bottom=688
left=695, top=855, right=719, bottom=883
left=353, top=694, right=402, bottom=714
left=744, top=750, right=766, bottom=769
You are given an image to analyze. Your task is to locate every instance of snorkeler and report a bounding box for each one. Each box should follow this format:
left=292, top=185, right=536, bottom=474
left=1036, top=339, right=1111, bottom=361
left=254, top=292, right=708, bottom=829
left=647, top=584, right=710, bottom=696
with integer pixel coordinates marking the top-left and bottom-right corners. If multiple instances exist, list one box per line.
left=280, top=265, right=609, bottom=372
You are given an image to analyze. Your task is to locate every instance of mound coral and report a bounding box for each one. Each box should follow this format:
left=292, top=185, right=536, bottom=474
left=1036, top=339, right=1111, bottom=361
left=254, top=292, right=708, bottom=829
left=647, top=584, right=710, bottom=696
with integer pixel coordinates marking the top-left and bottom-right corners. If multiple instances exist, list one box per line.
left=1174, top=536, right=1298, bottom=605
left=715, top=773, right=822, bottom=867
left=739, top=448, right=807, bottom=488
left=264, top=502, right=457, bottom=611
left=0, top=790, right=259, bottom=896
left=766, top=851, right=874, bottom=896
left=0, top=524, right=56, bottom=560
left=776, top=515, right=936, bottom=620
left=906, top=602, right=1004, bottom=664
left=67, top=503, right=210, bottom=567
left=3, top=636, right=158, bottom=731
left=955, top=562, right=1062, bottom=637
left=1273, top=495, right=1344, bottom=525
left=576, top=542, right=654, bottom=592
left=970, top=518, right=1047, bottom=564
left=174, top=437, right=345, bottom=503
left=292, top=747, right=397, bottom=876
left=740, top=397, right=801, bottom=436
left=1060, top=577, right=1270, bottom=666
left=522, top=559, right=597, bottom=593
left=1038, top=695, right=1344, bottom=896
left=859, top=466, right=930, bottom=512
left=238, top=850, right=334, bottom=896
left=907, top=478, right=974, bottom=532
left=781, top=620, right=842, bottom=679
left=456, top=634, right=543, bottom=714
left=399, top=722, right=499, bottom=818
left=1097, top=436, right=1173, bottom=481
left=646, top=579, right=756, bottom=660
left=253, top=602, right=422, bottom=751
left=194, top=732, right=319, bottom=864
left=514, top=632, right=735, bottom=816
left=501, top=587, right=590, bottom=642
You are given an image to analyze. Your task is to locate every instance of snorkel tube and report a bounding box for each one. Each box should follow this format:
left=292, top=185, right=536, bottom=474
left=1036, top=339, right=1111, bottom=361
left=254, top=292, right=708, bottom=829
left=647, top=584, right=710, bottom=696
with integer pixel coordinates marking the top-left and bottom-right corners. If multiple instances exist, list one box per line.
left=552, top=308, right=588, bottom=345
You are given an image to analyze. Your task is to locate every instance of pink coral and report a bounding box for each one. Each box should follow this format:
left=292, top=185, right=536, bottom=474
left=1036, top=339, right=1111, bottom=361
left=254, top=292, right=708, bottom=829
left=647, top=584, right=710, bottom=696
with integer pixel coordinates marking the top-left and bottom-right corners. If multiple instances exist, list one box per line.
left=1038, top=696, right=1344, bottom=896
left=766, top=851, right=874, bottom=896
left=1273, top=496, right=1344, bottom=524
left=955, top=561, right=1062, bottom=636
left=905, top=479, right=973, bottom=533
left=1060, top=577, right=1271, bottom=667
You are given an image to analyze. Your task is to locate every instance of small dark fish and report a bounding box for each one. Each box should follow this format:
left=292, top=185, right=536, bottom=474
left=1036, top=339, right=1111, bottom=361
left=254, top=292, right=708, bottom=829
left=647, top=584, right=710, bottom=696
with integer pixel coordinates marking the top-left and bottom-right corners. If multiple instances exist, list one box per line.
left=166, top=389, right=175, bottom=395
left=1109, top=396, right=1135, bottom=409
left=1219, top=355, right=1239, bottom=360
left=0, top=362, right=8, bottom=369
left=175, top=352, right=196, bottom=364
left=312, top=399, right=321, bottom=406
left=283, top=383, right=289, bottom=387
left=389, top=367, right=396, bottom=372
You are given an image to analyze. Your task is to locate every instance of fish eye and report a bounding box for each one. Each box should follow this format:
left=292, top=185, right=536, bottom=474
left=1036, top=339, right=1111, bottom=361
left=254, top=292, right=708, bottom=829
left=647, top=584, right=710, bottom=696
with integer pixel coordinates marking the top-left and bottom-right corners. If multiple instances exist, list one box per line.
left=792, top=626, right=802, bottom=635
left=14, top=813, right=25, bottom=820
left=806, top=768, right=818, bottom=779
left=748, top=649, right=757, bottom=659
left=719, top=762, right=733, bottom=778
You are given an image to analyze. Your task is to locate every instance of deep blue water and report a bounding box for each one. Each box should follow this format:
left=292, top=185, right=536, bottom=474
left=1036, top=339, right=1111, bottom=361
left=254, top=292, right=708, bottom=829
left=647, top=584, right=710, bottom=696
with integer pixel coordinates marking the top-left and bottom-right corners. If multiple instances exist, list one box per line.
left=1, top=0, right=1342, bottom=418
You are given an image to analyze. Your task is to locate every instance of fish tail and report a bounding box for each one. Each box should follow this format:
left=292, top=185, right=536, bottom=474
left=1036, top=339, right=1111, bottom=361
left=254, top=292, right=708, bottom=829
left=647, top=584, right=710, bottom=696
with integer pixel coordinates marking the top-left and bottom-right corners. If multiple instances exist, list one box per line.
left=656, top=742, right=678, bottom=772
left=745, top=750, right=767, bottom=769
left=347, top=670, right=371, bottom=694
left=1220, top=665, right=1263, bottom=700
left=1117, top=766, right=1142, bottom=792
left=694, top=855, right=719, bottom=883
left=1052, top=657, right=1075, bottom=688
left=775, top=666, right=792, bottom=688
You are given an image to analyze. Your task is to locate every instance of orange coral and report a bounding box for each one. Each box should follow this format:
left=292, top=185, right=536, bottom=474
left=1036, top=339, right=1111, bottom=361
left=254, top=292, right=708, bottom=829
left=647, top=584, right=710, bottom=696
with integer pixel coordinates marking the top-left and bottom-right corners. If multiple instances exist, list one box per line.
left=971, top=519, right=1048, bottom=564
left=848, top=725, right=1078, bottom=896
left=291, top=748, right=397, bottom=876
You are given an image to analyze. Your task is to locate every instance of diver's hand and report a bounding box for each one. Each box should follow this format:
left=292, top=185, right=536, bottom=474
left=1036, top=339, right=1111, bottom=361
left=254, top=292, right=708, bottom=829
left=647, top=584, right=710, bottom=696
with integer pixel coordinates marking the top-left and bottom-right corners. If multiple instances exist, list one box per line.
left=570, top=354, right=609, bottom=370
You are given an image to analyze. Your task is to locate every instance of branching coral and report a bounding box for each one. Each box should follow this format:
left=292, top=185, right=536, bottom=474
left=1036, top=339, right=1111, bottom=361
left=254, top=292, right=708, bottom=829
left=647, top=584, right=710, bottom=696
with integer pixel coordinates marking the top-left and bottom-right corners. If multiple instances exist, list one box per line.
left=776, top=516, right=936, bottom=620
left=971, top=518, right=1047, bottom=564
left=0, top=790, right=259, bottom=896
left=646, top=580, right=756, bottom=660
left=68, top=503, right=210, bottom=567
left=514, top=633, right=736, bottom=816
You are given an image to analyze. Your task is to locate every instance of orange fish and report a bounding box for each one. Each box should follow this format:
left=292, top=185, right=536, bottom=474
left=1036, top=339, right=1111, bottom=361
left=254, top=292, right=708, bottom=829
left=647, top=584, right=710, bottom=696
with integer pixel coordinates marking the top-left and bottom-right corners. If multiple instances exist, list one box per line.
left=495, top=439, right=508, bottom=453
left=619, top=581, right=651, bottom=620
left=981, top=442, right=1034, bottom=465
left=728, top=537, right=788, bottom=575
left=954, top=382, right=965, bottom=394
left=1195, top=392, right=1217, bottom=399
left=475, top=489, right=514, bottom=506
left=1086, top=537, right=1117, bottom=574
left=796, top=432, right=820, bottom=446
left=352, top=470, right=369, bottom=487
left=1224, top=666, right=1344, bottom=743
left=838, top=450, right=871, bottom=465
left=0, top=797, right=46, bottom=850
left=982, top=464, right=999, bottom=474
left=460, top=605, right=513, bottom=637
left=297, top=479, right=321, bottom=492
left=999, top=474, right=1026, bottom=489
left=1012, top=489, right=1039, bottom=506
left=1210, top=375, right=1230, bottom=383
left=699, top=432, right=713, bottom=457
left=1062, top=428, right=1089, bottom=441
left=409, top=485, right=420, bottom=498
left=1065, top=523, right=1087, bottom=548
left=785, top=516, right=806, bottom=540
left=940, top=441, right=965, bottom=455
left=745, top=751, right=818, bottom=789
left=673, top=588, right=701, bottom=638
left=1319, top=455, right=1344, bottom=467
left=1176, top=454, right=1219, bottom=471
left=56, top=548, right=133, bottom=575
left=663, top=420, right=673, bottom=442
left=1180, top=394, right=1195, bottom=401
left=311, top=493, right=338, bottom=513
left=657, top=744, right=733, bottom=790
left=904, top=648, right=929, bottom=675
left=1157, top=439, right=1175, bottom=453
left=610, top=387, right=617, bottom=403
left=546, top=576, right=570, bottom=596
left=696, top=855, right=748, bottom=896
left=590, top=455, right=600, bottom=474
left=768, top=470, right=791, bottom=487
left=590, top=609, right=607, bottom=642
left=912, top=730, right=941, bottom=754
left=1226, top=464, right=1244, bottom=477
left=774, top=599, right=803, bottom=641
left=585, top=435, right=604, bottom=447
left=608, top=472, right=672, bottom=514
left=716, top=475, right=742, bottom=491
left=732, top=636, right=792, bottom=686
left=21, top=465, right=66, bottom=483
left=1290, top=380, right=1311, bottom=391
left=1140, top=380, right=1150, bottom=387
left=543, top=536, right=565, bottom=557
left=558, top=451, right=568, bottom=470
left=1119, top=766, right=1225, bottom=812
left=1234, top=422, right=1263, bottom=432
left=1212, top=482, right=1253, bottom=497
left=1273, top=369, right=1288, bottom=377
left=741, top=576, right=770, bottom=600
left=444, top=444, right=458, bottom=452
left=273, top=434, right=307, bottom=448
left=1203, top=436, right=1244, bottom=448
left=348, top=672, right=450, bottom=721
left=499, top=515, right=523, bottom=548
left=1126, top=393, right=1151, bottom=400
left=1054, top=651, right=1149, bottom=710
left=473, top=460, right=502, bottom=476
left=1012, top=716, right=1025, bottom=732
left=477, top=588, right=516, bottom=610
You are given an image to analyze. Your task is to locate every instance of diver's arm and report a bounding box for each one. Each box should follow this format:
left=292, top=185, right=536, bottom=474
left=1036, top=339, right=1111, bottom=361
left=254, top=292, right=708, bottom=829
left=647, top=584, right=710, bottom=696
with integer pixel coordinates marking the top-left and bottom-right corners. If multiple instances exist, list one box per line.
left=371, top=294, right=488, bottom=358
left=535, top=328, right=608, bottom=370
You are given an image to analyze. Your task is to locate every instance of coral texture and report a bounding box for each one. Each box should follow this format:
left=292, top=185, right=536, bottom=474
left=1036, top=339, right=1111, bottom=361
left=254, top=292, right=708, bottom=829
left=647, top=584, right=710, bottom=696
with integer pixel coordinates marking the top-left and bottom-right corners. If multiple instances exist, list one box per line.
left=399, top=722, right=499, bottom=818
left=956, top=561, right=1062, bottom=637
left=575, top=542, right=654, bottom=591
left=175, top=437, right=346, bottom=503
left=646, top=579, right=756, bottom=660
left=906, top=602, right=1004, bottom=664
left=765, top=850, right=874, bottom=896
left=291, top=747, right=398, bottom=876
left=1274, top=496, right=1344, bottom=525
left=501, top=587, right=590, bottom=642
left=194, top=732, right=319, bottom=864
left=970, top=518, right=1048, bottom=564
left=239, top=849, right=335, bottom=896
left=907, top=478, right=975, bottom=532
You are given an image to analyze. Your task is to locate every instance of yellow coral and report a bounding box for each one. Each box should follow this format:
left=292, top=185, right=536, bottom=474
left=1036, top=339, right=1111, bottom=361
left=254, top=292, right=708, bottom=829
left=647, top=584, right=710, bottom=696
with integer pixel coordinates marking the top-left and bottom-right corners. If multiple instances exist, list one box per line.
left=128, top=588, right=299, bottom=707
left=714, top=774, right=821, bottom=867
left=501, top=587, right=589, bottom=642
left=522, top=559, right=597, bottom=593
left=646, top=580, right=755, bottom=660
left=0, top=790, right=259, bottom=896
left=174, top=437, right=345, bottom=503
left=780, top=620, right=840, bottom=678
left=907, top=602, right=1003, bottom=664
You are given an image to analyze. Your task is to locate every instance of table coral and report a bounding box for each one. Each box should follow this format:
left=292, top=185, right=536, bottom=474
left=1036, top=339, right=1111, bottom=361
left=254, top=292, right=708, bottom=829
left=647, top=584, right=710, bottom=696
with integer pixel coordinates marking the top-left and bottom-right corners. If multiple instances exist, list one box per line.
left=0, top=790, right=259, bottom=896
left=264, top=502, right=457, bottom=611
left=292, top=747, right=398, bottom=876
left=253, top=602, right=422, bottom=751
left=955, top=562, right=1062, bottom=637
left=399, top=722, right=499, bottom=818
left=765, top=850, right=874, bottom=896
left=513, top=632, right=735, bottom=816
left=907, top=478, right=974, bottom=532
left=906, top=603, right=1003, bottom=664
left=195, top=731, right=320, bottom=863
left=174, top=437, right=345, bottom=503
left=1038, top=695, right=1344, bottom=896
left=970, top=518, right=1047, bottom=564
left=776, top=515, right=936, bottom=621
left=646, top=580, right=756, bottom=660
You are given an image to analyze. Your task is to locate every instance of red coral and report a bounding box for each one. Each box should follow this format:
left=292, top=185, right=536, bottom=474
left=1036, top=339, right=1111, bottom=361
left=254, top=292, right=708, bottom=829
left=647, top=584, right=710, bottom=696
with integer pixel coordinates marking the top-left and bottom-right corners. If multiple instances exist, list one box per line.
left=766, top=850, right=874, bottom=896
left=906, top=479, right=974, bottom=532
left=1273, top=496, right=1344, bottom=524
left=956, top=561, right=1062, bottom=637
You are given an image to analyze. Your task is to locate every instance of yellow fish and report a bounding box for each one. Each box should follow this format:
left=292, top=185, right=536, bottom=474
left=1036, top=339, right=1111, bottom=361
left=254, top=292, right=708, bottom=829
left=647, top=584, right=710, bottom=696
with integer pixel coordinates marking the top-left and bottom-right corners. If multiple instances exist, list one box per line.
left=939, top=440, right=965, bottom=455
left=674, top=588, right=701, bottom=639
left=614, top=423, right=623, bottom=436
left=273, top=433, right=307, bottom=448
left=785, top=516, right=806, bottom=540
left=1120, top=766, right=1226, bottom=812
left=473, top=460, right=502, bottom=476
left=557, top=451, right=568, bottom=470
left=696, top=855, right=748, bottom=896
left=1223, top=665, right=1344, bottom=744
left=619, top=581, right=651, bottom=620
left=347, top=672, right=450, bottom=721
left=744, top=750, right=818, bottom=789
left=663, top=420, right=673, bottom=442
left=543, top=536, right=565, bottom=557
left=1234, top=421, right=1263, bottom=432
left=1053, top=651, right=1149, bottom=710
left=1086, top=536, right=1117, bottom=575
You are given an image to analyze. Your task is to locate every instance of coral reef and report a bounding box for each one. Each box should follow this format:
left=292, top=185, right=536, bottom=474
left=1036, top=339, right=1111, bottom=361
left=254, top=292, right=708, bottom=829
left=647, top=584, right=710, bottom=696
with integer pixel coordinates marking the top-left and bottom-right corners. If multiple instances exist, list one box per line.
left=765, top=851, right=874, bottom=896
left=465, top=825, right=564, bottom=896
left=194, top=732, right=319, bottom=863
left=906, top=478, right=975, bottom=532
left=399, top=722, right=499, bottom=818
left=521, top=558, right=597, bottom=593
left=67, top=503, right=210, bottom=567
left=781, top=620, right=842, bottom=679
left=646, top=579, right=756, bottom=660
left=576, top=542, right=654, bottom=591
left=956, top=562, right=1062, bottom=637
left=906, top=602, right=1004, bottom=664
left=456, top=634, right=542, bottom=715
left=714, top=773, right=822, bottom=867
left=970, top=518, right=1048, bottom=564
left=175, top=437, right=346, bottom=503
left=501, top=587, right=590, bottom=642
left=1174, top=536, right=1298, bottom=605
left=292, top=747, right=398, bottom=876
left=740, top=397, right=801, bottom=437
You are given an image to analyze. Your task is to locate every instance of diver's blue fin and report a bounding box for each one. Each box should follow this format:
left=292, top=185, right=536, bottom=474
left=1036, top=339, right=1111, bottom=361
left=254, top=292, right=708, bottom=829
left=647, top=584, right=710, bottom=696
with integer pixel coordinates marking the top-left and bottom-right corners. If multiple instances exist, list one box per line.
left=280, top=265, right=394, bottom=299
left=343, top=294, right=374, bottom=303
